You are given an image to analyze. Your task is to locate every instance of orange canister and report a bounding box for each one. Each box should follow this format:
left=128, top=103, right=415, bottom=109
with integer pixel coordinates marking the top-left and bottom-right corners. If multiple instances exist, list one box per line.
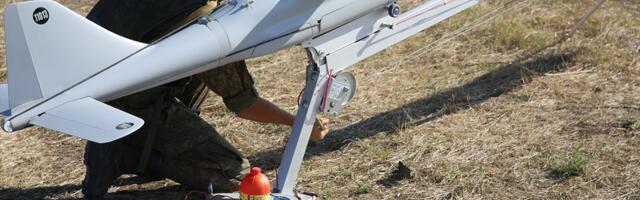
left=240, top=167, right=271, bottom=200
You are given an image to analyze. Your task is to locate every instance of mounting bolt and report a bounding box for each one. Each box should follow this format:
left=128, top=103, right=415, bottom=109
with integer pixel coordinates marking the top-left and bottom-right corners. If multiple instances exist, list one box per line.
left=388, top=3, right=401, bottom=18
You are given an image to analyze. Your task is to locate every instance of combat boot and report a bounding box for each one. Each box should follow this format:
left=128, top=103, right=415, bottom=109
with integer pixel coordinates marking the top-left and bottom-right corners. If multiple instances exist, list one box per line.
left=81, top=141, right=142, bottom=200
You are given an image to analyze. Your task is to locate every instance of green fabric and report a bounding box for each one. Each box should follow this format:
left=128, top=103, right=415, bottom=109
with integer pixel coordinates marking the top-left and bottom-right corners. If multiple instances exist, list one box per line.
left=86, top=0, right=208, bottom=42
left=224, top=87, right=259, bottom=113
left=197, top=61, right=259, bottom=113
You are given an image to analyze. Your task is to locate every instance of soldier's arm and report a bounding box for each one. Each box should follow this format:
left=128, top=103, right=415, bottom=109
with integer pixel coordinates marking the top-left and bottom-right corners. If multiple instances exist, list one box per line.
left=197, top=61, right=329, bottom=141
left=236, top=99, right=329, bottom=142
left=236, top=98, right=294, bottom=125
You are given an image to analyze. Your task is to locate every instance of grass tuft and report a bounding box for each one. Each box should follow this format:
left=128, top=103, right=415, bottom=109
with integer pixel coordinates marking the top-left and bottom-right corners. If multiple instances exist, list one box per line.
left=354, top=182, right=371, bottom=195
left=622, top=117, right=640, bottom=130
left=548, top=150, right=588, bottom=179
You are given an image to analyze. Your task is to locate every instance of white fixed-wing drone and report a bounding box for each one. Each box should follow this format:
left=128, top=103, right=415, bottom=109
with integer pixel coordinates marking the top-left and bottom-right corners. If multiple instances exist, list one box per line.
left=0, top=0, right=477, bottom=198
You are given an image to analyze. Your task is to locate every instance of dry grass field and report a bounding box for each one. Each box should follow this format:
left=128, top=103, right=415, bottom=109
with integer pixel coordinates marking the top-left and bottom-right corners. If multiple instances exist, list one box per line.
left=1, top=0, right=639, bottom=199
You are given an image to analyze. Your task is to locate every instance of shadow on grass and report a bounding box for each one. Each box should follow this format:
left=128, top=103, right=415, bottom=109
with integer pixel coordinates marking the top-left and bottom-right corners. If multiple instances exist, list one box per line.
left=251, top=52, right=575, bottom=171
left=0, top=176, right=184, bottom=200
left=0, top=184, right=82, bottom=200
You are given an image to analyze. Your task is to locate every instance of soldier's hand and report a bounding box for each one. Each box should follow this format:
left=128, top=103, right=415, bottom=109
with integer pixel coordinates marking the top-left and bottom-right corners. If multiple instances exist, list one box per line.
left=310, top=118, right=330, bottom=142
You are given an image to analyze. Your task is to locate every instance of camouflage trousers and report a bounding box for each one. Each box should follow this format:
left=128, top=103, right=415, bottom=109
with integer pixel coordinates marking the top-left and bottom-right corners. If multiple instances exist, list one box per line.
left=116, top=95, right=251, bottom=190
left=83, top=95, right=251, bottom=198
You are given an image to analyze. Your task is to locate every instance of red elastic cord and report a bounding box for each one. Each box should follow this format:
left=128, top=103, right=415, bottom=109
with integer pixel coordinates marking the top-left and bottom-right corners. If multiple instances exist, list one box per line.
left=321, top=69, right=333, bottom=113
left=296, top=88, right=304, bottom=105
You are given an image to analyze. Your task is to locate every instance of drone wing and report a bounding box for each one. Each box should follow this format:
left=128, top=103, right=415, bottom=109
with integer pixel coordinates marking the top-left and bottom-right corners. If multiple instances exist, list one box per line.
left=30, top=97, right=144, bottom=143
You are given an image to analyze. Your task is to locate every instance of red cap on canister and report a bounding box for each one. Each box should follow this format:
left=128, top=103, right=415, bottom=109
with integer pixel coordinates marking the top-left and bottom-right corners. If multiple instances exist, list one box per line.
left=240, top=167, right=271, bottom=196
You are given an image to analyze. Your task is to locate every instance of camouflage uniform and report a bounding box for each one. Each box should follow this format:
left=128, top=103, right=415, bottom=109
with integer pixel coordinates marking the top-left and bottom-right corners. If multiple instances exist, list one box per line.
left=82, top=0, right=253, bottom=199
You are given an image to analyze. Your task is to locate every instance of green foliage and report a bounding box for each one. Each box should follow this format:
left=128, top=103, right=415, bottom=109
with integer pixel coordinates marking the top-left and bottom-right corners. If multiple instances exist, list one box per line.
left=354, top=182, right=371, bottom=195
left=486, top=13, right=555, bottom=51
left=623, top=118, right=640, bottom=130
left=548, top=150, right=588, bottom=179
left=381, top=150, right=391, bottom=160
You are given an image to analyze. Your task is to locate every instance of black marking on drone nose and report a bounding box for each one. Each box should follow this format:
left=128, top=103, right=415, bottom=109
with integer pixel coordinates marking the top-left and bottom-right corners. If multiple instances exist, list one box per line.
left=33, top=7, right=49, bottom=25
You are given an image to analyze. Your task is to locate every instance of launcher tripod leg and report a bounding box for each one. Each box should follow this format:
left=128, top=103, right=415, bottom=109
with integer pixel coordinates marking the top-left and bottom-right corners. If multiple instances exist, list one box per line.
left=274, top=48, right=328, bottom=197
